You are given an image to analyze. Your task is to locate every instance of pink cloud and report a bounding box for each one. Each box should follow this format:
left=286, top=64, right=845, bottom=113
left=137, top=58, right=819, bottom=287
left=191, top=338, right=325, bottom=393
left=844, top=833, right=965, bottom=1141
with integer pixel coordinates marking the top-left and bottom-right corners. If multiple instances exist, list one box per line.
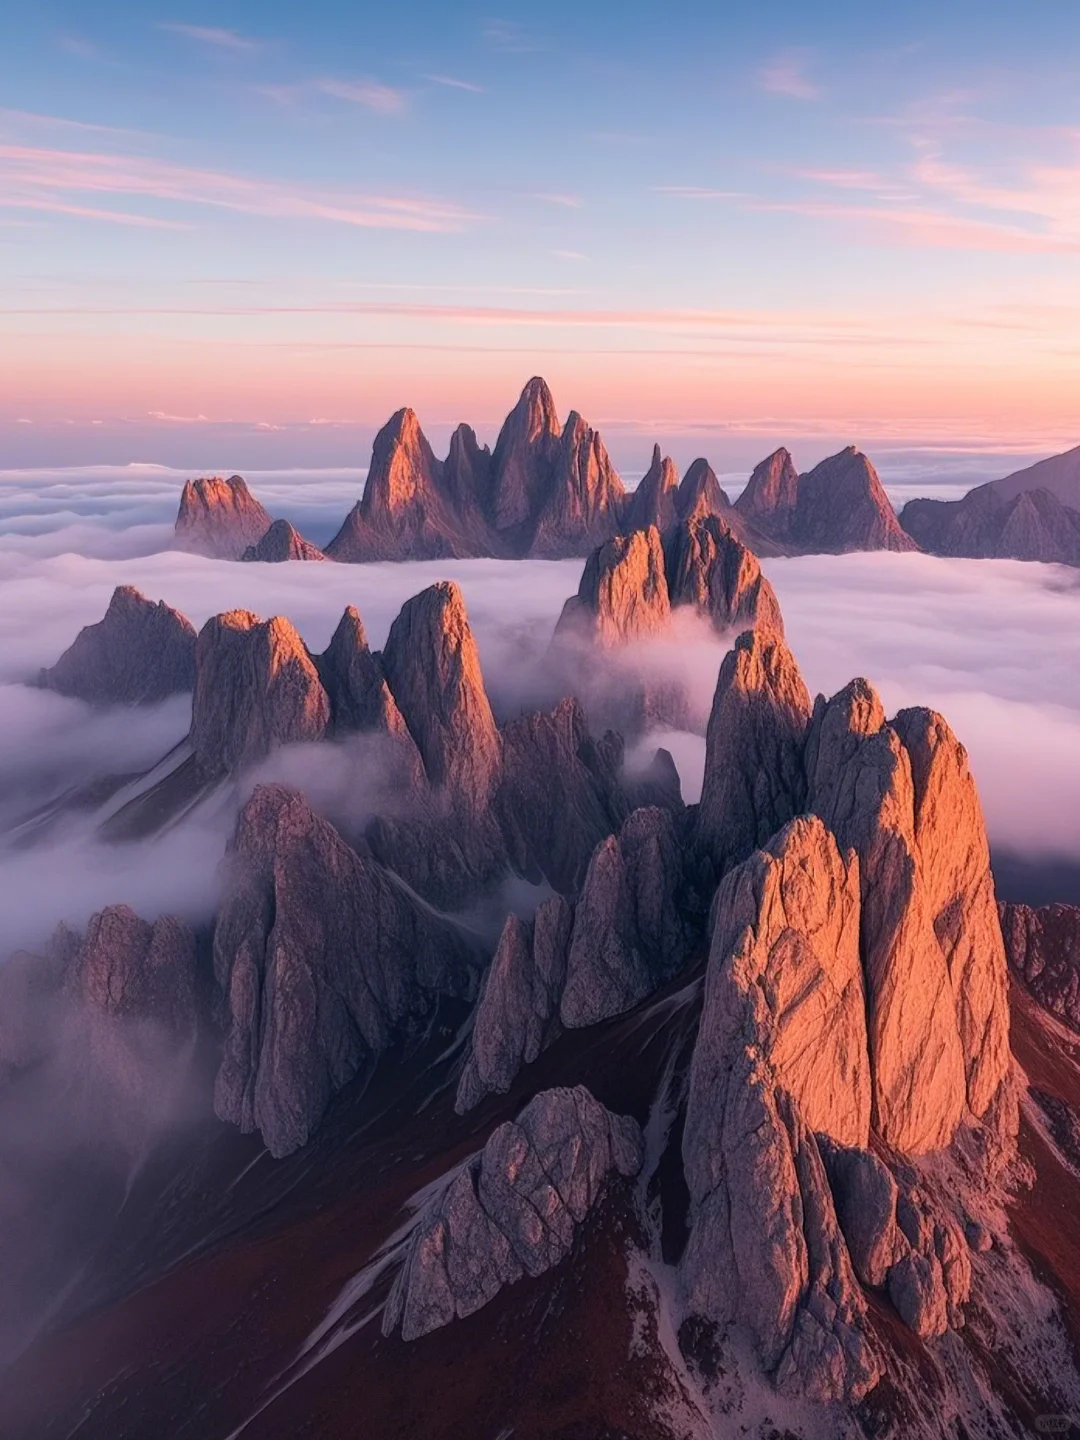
left=158, top=23, right=259, bottom=52
left=313, top=79, right=407, bottom=115
left=0, top=144, right=477, bottom=231
left=759, top=51, right=820, bottom=101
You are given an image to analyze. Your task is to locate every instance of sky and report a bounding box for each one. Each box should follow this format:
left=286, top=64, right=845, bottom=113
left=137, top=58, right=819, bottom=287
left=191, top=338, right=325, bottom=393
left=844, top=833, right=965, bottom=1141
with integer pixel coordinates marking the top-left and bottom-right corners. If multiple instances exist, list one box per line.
left=3, top=2, right=1080, bottom=471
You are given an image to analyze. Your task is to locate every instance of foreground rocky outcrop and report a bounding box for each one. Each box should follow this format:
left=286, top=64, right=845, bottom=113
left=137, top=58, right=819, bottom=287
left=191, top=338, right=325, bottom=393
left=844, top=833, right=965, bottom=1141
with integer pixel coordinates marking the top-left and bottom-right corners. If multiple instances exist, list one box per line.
left=242, top=519, right=327, bottom=563
left=174, top=475, right=273, bottom=560
left=213, top=785, right=483, bottom=1157
left=900, top=483, right=1080, bottom=566
left=457, top=804, right=695, bottom=1111
left=36, top=586, right=196, bottom=705
left=384, top=1086, right=642, bottom=1340
left=1000, top=901, right=1080, bottom=1031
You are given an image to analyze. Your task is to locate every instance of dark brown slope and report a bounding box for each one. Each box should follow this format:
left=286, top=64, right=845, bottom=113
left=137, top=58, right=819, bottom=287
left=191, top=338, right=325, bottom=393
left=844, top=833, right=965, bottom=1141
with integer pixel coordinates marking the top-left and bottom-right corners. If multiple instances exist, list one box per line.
left=36, top=585, right=196, bottom=705
left=900, top=483, right=1080, bottom=565
left=174, top=475, right=273, bottom=560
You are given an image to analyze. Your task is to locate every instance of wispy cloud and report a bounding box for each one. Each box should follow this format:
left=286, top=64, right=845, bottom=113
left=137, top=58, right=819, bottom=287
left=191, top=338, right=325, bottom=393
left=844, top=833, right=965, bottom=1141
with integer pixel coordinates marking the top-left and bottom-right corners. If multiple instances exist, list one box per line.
left=759, top=50, right=821, bottom=101
left=552, top=249, right=589, bottom=262
left=653, top=186, right=744, bottom=200
left=56, top=34, right=102, bottom=62
left=530, top=192, right=582, bottom=208
left=422, top=74, right=484, bottom=94
left=0, top=109, right=148, bottom=139
left=0, top=144, right=477, bottom=232
left=158, top=23, right=260, bottom=52
left=482, top=19, right=539, bottom=53
left=313, top=78, right=408, bottom=114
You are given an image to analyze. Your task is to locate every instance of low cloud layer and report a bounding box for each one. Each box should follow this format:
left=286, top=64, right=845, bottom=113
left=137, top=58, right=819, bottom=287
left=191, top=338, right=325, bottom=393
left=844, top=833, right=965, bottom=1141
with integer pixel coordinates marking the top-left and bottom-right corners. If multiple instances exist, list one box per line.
left=1, top=466, right=1079, bottom=953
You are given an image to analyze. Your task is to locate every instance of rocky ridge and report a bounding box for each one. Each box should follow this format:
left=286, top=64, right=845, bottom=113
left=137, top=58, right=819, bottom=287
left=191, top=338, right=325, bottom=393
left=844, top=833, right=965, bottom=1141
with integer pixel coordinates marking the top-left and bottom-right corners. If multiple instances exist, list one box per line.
left=901, top=483, right=1080, bottom=565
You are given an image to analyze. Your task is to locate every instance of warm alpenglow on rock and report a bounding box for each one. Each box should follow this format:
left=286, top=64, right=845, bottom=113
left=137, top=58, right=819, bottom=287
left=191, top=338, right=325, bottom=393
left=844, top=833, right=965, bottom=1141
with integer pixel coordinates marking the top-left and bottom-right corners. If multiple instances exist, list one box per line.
left=190, top=609, right=330, bottom=779
left=36, top=585, right=196, bottom=705
left=174, top=474, right=274, bottom=559
left=6, top=499, right=1080, bottom=1439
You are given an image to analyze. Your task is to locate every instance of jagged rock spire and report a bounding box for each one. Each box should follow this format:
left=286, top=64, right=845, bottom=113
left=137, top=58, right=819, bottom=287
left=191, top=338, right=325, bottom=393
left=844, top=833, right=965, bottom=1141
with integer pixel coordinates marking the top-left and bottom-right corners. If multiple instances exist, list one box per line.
left=242, top=518, right=325, bottom=562
left=380, top=581, right=501, bottom=808
left=554, top=526, right=671, bottom=645
left=489, top=376, right=562, bottom=530
left=734, top=448, right=799, bottom=532
left=624, top=444, right=679, bottom=533
left=174, top=475, right=273, bottom=559
left=695, top=629, right=813, bottom=876
left=190, top=610, right=330, bottom=780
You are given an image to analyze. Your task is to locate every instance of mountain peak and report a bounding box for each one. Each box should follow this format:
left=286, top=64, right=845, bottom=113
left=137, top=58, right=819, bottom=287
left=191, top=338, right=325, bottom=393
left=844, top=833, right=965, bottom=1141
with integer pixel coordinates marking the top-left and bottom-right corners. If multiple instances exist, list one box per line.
left=174, top=475, right=273, bottom=559
left=37, top=585, right=196, bottom=706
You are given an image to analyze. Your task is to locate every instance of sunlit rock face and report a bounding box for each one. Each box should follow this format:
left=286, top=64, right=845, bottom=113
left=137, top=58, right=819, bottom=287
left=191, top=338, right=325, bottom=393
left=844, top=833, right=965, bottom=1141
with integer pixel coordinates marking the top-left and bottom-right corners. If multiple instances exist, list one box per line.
left=174, top=475, right=273, bottom=559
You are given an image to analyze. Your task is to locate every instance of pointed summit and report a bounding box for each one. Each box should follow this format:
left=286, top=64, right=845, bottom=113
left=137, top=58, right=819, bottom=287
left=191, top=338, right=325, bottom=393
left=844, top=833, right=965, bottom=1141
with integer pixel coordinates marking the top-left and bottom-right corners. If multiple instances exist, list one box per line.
left=665, top=515, right=785, bottom=637
left=555, top=526, right=671, bottom=645
left=380, top=581, right=501, bottom=809
left=36, top=585, right=196, bottom=706
left=190, top=610, right=330, bottom=779
left=242, top=518, right=326, bottom=562
left=489, top=377, right=562, bottom=530
left=529, top=411, right=628, bottom=557
left=326, top=408, right=473, bottom=561
left=675, top=458, right=731, bottom=524
left=793, top=447, right=917, bottom=553
left=625, top=444, right=679, bottom=533
left=174, top=475, right=273, bottom=559
left=735, top=448, right=799, bottom=531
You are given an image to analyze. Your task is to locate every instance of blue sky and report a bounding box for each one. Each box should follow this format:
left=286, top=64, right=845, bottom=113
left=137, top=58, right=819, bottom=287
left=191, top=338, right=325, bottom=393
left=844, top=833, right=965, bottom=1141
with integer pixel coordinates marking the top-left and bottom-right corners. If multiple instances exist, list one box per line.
left=3, top=1, right=1080, bottom=468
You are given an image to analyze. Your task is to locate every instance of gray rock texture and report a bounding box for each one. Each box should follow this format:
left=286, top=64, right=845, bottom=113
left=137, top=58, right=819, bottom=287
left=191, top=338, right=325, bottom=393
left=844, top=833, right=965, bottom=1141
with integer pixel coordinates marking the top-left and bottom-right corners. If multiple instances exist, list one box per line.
left=384, top=1086, right=642, bottom=1340
left=1000, top=900, right=1080, bottom=1031
left=901, top=483, right=1080, bottom=566
left=36, top=586, right=196, bottom=705
left=242, top=518, right=326, bottom=562
left=213, top=784, right=482, bottom=1157
left=190, top=610, right=330, bottom=780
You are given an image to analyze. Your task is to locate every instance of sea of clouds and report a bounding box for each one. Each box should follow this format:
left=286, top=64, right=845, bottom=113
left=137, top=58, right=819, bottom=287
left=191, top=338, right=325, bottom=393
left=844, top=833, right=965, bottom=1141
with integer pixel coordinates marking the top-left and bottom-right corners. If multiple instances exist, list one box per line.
left=0, top=459, right=1078, bottom=953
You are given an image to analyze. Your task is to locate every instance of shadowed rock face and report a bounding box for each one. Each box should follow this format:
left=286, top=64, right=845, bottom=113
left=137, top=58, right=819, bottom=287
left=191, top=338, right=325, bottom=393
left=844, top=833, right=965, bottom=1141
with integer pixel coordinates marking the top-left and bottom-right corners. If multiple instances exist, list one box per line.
left=624, top=444, right=679, bottom=533
left=174, top=475, right=273, bottom=560
left=213, top=785, right=482, bottom=1157
left=734, top=448, right=800, bottom=538
left=901, top=483, right=1080, bottom=566
left=455, top=898, right=572, bottom=1112
left=242, top=519, right=326, bottom=563
left=489, top=376, right=563, bottom=531
left=560, top=805, right=693, bottom=1028
left=791, top=447, right=917, bottom=553
left=528, top=411, right=627, bottom=558
left=36, top=586, right=196, bottom=705
left=384, top=1086, right=642, bottom=1341
left=190, top=610, right=330, bottom=780
left=316, top=607, right=413, bottom=742
left=380, top=581, right=501, bottom=810
left=695, top=629, right=813, bottom=877
left=494, top=696, right=629, bottom=896
left=1001, top=901, right=1080, bottom=1031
